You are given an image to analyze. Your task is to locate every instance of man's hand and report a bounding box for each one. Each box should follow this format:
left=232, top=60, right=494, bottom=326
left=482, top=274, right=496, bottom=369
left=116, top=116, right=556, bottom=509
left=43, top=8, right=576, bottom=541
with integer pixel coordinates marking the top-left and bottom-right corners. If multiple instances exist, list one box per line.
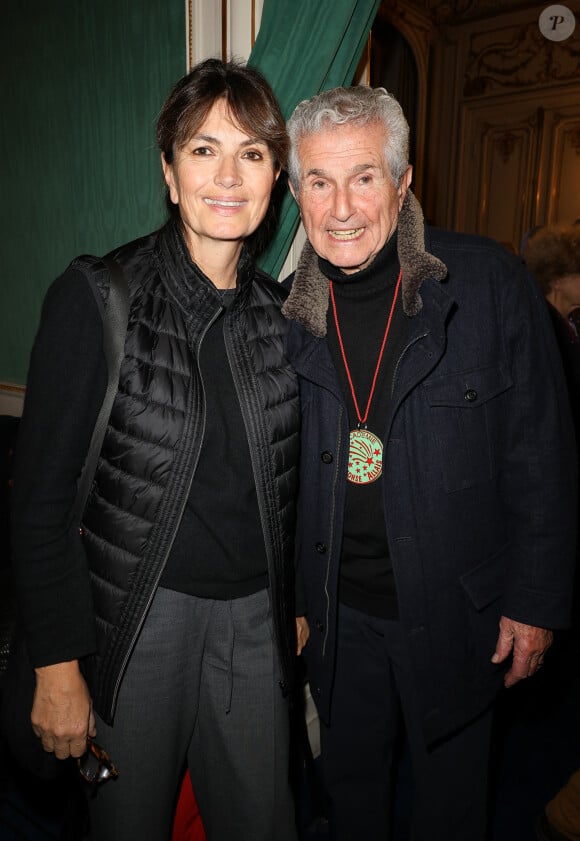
left=491, top=616, right=553, bottom=688
left=32, top=660, right=96, bottom=759
left=296, top=616, right=310, bottom=655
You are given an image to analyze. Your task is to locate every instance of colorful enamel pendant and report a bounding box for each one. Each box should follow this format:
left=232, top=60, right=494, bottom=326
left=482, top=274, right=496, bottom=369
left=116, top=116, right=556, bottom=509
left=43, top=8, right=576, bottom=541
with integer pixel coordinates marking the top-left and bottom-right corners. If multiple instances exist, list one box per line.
left=347, top=427, right=383, bottom=485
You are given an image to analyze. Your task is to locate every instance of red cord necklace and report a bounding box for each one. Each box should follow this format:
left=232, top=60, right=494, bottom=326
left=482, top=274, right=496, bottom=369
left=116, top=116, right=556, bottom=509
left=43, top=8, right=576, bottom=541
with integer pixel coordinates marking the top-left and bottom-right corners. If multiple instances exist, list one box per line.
left=329, top=268, right=402, bottom=485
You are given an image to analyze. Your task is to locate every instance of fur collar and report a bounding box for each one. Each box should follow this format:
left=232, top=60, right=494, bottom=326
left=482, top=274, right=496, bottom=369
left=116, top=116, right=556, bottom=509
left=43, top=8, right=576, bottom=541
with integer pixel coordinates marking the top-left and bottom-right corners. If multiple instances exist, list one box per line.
left=282, top=190, right=448, bottom=337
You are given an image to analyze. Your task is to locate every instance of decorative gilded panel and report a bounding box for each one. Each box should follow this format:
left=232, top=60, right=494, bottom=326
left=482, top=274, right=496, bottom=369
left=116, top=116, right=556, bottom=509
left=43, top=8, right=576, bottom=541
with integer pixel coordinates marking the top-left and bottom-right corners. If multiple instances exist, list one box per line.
left=548, top=117, right=580, bottom=224
left=477, top=123, right=534, bottom=247
left=455, top=98, right=543, bottom=242
left=464, top=20, right=580, bottom=97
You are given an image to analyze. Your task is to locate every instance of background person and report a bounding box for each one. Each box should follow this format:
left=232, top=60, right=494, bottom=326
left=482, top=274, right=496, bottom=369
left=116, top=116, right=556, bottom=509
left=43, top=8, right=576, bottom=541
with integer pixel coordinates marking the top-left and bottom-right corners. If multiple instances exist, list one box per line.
left=10, top=58, right=307, bottom=841
left=281, top=84, right=576, bottom=841
left=523, top=225, right=580, bottom=841
left=523, top=224, right=580, bottom=430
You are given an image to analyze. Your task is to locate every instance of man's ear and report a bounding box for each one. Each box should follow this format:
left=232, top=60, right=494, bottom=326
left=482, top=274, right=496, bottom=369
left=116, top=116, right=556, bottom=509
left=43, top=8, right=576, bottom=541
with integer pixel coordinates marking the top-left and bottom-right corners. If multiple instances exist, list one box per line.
left=289, top=180, right=298, bottom=202
left=398, top=165, right=413, bottom=209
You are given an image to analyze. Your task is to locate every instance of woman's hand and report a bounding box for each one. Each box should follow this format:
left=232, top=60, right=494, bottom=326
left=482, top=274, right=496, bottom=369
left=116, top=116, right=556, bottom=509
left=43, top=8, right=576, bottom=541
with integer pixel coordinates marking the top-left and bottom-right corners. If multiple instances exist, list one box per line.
left=32, top=660, right=96, bottom=759
left=296, top=616, right=310, bottom=655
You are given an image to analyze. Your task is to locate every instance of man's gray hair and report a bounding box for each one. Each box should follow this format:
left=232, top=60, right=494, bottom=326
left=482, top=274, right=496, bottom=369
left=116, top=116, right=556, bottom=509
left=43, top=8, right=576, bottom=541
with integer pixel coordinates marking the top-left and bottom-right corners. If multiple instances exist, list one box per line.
left=287, top=85, right=410, bottom=192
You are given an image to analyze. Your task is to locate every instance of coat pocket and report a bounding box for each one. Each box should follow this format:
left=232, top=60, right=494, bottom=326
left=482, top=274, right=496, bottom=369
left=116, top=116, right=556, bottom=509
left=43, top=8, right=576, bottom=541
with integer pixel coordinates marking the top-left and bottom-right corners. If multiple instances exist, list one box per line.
left=459, top=545, right=508, bottom=679
left=423, top=364, right=513, bottom=492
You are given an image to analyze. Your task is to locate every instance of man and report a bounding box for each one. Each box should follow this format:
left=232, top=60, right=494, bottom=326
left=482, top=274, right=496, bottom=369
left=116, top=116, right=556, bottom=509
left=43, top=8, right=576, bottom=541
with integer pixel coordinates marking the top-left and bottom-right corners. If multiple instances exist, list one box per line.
left=282, top=85, right=577, bottom=840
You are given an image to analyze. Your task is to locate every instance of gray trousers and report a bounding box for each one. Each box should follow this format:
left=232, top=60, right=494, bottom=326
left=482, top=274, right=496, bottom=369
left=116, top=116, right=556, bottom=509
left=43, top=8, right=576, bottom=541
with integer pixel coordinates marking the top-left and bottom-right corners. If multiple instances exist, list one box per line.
left=86, top=587, right=298, bottom=841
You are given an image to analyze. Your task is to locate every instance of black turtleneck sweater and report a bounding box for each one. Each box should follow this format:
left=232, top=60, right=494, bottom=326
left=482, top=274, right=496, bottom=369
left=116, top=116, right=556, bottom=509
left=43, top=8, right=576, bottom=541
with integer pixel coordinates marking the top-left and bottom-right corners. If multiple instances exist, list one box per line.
left=321, top=233, right=409, bottom=619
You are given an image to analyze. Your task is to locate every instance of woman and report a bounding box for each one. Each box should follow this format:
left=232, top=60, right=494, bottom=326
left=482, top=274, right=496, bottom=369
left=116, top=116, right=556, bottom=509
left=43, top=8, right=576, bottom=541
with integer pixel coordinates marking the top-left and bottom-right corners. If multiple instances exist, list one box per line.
left=11, top=58, right=308, bottom=841
left=523, top=224, right=580, bottom=430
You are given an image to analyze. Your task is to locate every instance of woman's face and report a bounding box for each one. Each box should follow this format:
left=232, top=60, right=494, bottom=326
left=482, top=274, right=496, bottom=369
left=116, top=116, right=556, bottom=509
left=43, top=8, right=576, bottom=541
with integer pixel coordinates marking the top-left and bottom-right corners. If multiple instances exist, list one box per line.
left=162, top=99, right=279, bottom=261
left=555, top=273, right=580, bottom=316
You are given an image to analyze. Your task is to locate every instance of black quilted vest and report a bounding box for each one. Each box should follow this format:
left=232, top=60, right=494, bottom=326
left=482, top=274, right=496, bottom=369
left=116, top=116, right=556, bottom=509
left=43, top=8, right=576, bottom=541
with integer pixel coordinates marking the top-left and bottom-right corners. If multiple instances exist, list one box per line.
left=79, top=222, right=299, bottom=724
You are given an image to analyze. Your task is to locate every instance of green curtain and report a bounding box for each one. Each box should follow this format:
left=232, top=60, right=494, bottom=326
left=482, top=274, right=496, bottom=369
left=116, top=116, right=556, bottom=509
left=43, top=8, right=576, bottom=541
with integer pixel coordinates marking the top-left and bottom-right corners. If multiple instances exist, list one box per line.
left=249, top=0, right=380, bottom=278
left=0, top=0, right=184, bottom=386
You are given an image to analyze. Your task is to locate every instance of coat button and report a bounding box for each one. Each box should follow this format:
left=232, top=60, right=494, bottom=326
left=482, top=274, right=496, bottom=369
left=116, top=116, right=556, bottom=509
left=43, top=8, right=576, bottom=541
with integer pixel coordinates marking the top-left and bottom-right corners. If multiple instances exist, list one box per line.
left=315, top=620, right=324, bottom=632
left=464, top=388, right=478, bottom=402
left=315, top=542, right=327, bottom=554
left=321, top=451, right=333, bottom=464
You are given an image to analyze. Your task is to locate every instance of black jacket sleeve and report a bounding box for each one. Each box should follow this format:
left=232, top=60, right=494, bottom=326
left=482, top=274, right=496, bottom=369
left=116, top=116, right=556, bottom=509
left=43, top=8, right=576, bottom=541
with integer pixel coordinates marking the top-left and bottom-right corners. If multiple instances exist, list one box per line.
left=10, top=268, right=107, bottom=667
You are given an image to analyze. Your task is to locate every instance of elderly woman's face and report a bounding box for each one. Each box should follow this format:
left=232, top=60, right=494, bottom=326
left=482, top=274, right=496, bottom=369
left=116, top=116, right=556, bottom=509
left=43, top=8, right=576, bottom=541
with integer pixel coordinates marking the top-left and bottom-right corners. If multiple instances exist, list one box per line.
left=553, top=273, right=580, bottom=315
left=162, top=99, right=278, bottom=258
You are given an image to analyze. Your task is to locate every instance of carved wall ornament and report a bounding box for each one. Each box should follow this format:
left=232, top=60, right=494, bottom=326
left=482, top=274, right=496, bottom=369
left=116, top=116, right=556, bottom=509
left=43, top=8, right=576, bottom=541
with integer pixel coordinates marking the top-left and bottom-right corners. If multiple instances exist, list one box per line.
left=380, top=0, right=544, bottom=27
left=495, top=130, right=518, bottom=164
left=463, top=21, right=580, bottom=97
left=422, top=0, right=541, bottom=24
left=429, top=0, right=477, bottom=25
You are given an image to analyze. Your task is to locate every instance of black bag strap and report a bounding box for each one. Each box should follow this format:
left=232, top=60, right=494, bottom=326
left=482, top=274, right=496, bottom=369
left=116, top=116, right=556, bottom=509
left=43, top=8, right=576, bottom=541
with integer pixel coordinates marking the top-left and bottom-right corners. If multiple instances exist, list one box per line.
left=71, top=256, right=130, bottom=524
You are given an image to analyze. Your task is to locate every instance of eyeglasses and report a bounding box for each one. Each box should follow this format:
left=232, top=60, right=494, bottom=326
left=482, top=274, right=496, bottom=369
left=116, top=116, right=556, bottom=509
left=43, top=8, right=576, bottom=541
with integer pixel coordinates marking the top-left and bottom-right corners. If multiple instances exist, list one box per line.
left=77, top=738, right=119, bottom=784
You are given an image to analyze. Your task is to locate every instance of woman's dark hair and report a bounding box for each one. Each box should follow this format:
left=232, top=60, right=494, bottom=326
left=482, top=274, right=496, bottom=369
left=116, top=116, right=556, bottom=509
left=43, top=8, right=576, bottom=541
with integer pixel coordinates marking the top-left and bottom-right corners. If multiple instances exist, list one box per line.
left=157, top=58, right=288, bottom=255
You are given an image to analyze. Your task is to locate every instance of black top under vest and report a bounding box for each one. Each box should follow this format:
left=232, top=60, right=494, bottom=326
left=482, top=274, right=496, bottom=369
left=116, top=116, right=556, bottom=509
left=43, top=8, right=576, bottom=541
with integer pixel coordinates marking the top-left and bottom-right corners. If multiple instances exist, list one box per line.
left=321, top=233, right=409, bottom=619
left=161, top=287, right=268, bottom=597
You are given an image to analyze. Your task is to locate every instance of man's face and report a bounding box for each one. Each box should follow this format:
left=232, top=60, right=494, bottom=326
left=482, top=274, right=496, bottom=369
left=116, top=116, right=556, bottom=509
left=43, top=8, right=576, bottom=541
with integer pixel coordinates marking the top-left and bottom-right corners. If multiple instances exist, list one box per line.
left=291, top=121, right=412, bottom=274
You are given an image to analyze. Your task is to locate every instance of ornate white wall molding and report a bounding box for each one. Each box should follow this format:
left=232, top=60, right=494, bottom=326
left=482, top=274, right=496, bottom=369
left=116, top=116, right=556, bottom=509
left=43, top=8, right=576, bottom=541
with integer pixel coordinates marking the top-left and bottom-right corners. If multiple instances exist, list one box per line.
left=187, top=0, right=264, bottom=67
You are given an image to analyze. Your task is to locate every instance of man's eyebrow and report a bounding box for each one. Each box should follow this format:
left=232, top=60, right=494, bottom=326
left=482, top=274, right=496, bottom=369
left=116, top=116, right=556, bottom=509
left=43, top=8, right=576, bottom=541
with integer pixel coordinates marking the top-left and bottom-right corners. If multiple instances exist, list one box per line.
left=350, top=163, right=380, bottom=174
left=305, top=163, right=380, bottom=178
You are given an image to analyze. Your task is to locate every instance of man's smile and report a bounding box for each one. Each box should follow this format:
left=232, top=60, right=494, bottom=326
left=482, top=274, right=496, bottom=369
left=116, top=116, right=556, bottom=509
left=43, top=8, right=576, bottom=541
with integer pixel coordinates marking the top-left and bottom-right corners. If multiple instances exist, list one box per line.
left=328, top=228, right=365, bottom=240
